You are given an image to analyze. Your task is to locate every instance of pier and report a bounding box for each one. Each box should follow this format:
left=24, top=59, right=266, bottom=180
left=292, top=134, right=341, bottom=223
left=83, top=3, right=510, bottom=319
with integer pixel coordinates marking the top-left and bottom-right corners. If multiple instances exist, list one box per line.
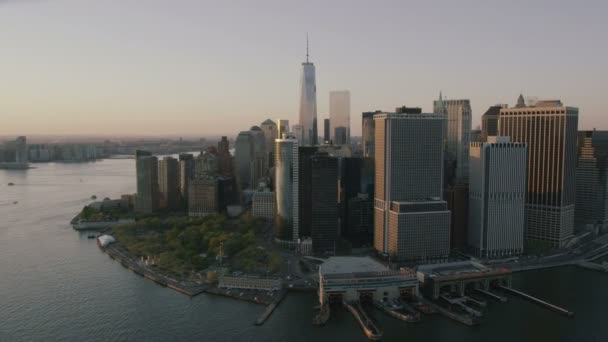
left=499, top=286, right=574, bottom=317
left=344, top=301, right=383, bottom=341
left=255, top=290, right=288, bottom=325
left=475, top=288, right=507, bottom=302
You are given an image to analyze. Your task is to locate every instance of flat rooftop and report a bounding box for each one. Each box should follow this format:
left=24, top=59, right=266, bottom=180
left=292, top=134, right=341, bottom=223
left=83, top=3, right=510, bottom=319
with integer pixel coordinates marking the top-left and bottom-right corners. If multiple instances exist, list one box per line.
left=320, top=256, right=387, bottom=275
left=417, top=261, right=510, bottom=280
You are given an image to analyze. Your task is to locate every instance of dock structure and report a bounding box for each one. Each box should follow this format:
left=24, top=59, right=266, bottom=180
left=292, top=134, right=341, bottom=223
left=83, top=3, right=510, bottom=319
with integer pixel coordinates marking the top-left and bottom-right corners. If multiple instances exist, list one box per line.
left=417, top=261, right=512, bottom=300
left=318, top=256, right=418, bottom=306
left=499, top=286, right=574, bottom=317
left=475, top=288, right=507, bottom=302
left=344, top=301, right=383, bottom=341
left=255, top=290, right=288, bottom=325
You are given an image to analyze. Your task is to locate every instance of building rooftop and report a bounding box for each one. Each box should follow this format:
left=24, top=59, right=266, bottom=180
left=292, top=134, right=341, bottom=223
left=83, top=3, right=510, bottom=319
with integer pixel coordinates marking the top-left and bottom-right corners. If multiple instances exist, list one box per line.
left=320, top=256, right=387, bottom=275
left=417, top=261, right=511, bottom=281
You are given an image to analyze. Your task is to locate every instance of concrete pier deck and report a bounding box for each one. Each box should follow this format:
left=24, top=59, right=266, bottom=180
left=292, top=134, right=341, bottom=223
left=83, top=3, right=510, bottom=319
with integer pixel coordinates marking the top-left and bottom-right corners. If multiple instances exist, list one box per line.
left=500, top=286, right=574, bottom=317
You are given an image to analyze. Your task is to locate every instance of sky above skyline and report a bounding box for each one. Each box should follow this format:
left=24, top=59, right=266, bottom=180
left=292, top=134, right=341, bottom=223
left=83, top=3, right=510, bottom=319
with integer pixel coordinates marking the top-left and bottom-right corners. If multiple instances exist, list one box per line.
left=1, top=0, right=607, bottom=137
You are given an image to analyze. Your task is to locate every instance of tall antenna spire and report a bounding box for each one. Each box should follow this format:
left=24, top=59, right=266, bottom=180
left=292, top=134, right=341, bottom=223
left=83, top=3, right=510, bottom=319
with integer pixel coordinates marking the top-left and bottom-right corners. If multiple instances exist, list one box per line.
left=306, top=33, right=309, bottom=63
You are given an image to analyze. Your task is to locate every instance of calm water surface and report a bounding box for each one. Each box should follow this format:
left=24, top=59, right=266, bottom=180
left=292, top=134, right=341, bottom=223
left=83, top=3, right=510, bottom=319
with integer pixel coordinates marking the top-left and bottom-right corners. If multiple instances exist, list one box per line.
left=1, top=160, right=607, bottom=342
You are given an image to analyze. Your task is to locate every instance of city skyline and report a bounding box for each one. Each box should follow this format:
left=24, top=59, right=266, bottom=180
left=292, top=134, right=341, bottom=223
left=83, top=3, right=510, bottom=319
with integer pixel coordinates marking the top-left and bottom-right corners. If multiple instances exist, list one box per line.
left=2, top=0, right=608, bottom=136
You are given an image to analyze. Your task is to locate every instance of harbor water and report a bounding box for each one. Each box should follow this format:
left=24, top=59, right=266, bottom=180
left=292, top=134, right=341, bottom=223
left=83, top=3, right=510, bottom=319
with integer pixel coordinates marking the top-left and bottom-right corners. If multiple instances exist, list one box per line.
left=1, top=160, right=607, bottom=341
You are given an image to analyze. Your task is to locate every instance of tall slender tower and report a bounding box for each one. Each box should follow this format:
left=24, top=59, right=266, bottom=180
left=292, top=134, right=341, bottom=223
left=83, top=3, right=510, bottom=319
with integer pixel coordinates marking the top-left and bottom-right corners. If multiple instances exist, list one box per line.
left=298, top=35, right=318, bottom=146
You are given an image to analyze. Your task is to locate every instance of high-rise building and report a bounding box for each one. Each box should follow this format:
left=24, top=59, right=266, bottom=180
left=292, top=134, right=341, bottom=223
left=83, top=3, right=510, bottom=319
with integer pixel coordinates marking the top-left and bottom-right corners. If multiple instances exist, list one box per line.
left=188, top=178, right=217, bottom=216
left=298, top=146, right=319, bottom=238
left=469, top=137, right=527, bottom=257
left=277, top=119, right=290, bottom=140
left=135, top=150, right=159, bottom=213
left=362, top=111, right=380, bottom=158
left=481, top=105, right=506, bottom=141
left=434, top=94, right=472, bottom=185
left=499, top=98, right=578, bottom=246
left=159, top=156, right=180, bottom=210
left=274, top=134, right=299, bottom=241
left=178, top=153, right=195, bottom=204
left=323, top=118, right=330, bottom=143
left=250, top=126, right=267, bottom=187
left=234, top=131, right=254, bottom=192
left=347, top=193, right=374, bottom=247
left=0, top=136, right=29, bottom=168
left=217, top=136, right=233, bottom=177
left=334, top=127, right=348, bottom=146
left=445, top=184, right=468, bottom=251
left=374, top=112, right=450, bottom=262
left=330, top=90, right=350, bottom=144
left=339, top=157, right=373, bottom=246
left=293, top=124, right=304, bottom=144
left=252, top=190, right=276, bottom=219
left=575, top=130, right=608, bottom=229
left=261, top=119, right=277, bottom=167
left=298, top=38, right=318, bottom=146
left=311, top=153, right=339, bottom=256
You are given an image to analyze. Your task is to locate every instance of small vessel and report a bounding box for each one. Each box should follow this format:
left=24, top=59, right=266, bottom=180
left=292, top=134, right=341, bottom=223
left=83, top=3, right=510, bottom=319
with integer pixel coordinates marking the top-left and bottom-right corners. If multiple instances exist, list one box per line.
left=8, top=182, right=14, bottom=186
left=13, top=201, right=18, bottom=204
left=91, top=195, right=97, bottom=200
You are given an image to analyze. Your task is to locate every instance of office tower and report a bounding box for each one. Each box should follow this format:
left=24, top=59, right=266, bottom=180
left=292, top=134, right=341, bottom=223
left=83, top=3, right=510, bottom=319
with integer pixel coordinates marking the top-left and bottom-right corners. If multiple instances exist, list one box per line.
left=374, top=112, right=450, bottom=262
left=277, top=119, right=290, bottom=139
left=362, top=111, right=380, bottom=158
left=311, top=153, right=339, bottom=256
left=261, top=119, right=277, bottom=166
left=499, top=98, right=578, bottom=247
left=575, top=130, right=608, bottom=229
left=178, top=153, right=195, bottom=204
left=298, top=146, right=319, bottom=237
left=330, top=90, right=350, bottom=144
left=434, top=93, right=472, bottom=185
left=274, top=134, right=299, bottom=240
left=188, top=178, right=217, bottom=216
left=15, top=136, right=27, bottom=164
left=334, top=127, right=348, bottom=145
left=324, top=118, right=330, bottom=143
left=395, top=106, right=422, bottom=114
left=470, top=129, right=482, bottom=143
left=159, top=156, right=180, bottom=210
left=298, top=38, right=318, bottom=146
left=252, top=190, right=276, bottom=219
left=250, top=126, right=267, bottom=187
left=469, top=137, right=527, bottom=257
left=194, top=151, right=218, bottom=178
left=217, top=136, right=233, bottom=177
left=347, top=194, right=374, bottom=246
left=135, top=150, right=159, bottom=213
left=293, top=124, right=304, bottom=143
left=445, top=184, right=469, bottom=250
left=234, top=131, right=254, bottom=192
left=481, top=105, right=505, bottom=141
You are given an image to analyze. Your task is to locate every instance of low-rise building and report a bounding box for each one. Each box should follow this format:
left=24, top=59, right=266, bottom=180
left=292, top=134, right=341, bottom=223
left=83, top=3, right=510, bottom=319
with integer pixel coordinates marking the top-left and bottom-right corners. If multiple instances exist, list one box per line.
left=318, top=256, right=418, bottom=305
left=218, top=275, right=282, bottom=291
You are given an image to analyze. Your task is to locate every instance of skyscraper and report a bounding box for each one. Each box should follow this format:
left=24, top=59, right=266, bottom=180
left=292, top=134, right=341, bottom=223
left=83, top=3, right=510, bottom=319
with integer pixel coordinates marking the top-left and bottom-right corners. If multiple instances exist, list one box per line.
left=298, top=146, right=319, bottom=238
left=217, top=136, right=233, bottom=177
left=274, top=133, right=299, bottom=241
left=234, top=131, right=254, bottom=192
left=334, top=127, right=348, bottom=146
left=323, top=118, right=330, bottom=143
left=298, top=37, right=318, bottom=146
left=311, top=153, right=339, bottom=256
left=250, top=126, right=267, bottom=187
left=159, top=156, right=180, bottom=210
left=330, top=90, right=350, bottom=144
left=293, top=124, right=304, bottom=143
left=135, top=150, right=159, bottom=214
left=277, top=119, right=290, bottom=140
left=481, top=105, right=505, bottom=141
left=575, top=130, right=608, bottom=229
left=434, top=94, right=472, bottom=185
left=362, top=111, right=380, bottom=158
left=178, top=153, right=195, bottom=204
left=261, top=119, right=277, bottom=166
left=499, top=98, right=578, bottom=247
left=374, top=112, right=450, bottom=261
left=469, top=137, right=527, bottom=258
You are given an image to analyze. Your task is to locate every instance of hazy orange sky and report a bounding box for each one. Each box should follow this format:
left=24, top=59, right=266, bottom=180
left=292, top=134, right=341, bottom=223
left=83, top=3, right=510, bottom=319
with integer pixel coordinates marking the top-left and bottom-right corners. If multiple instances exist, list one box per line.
left=1, top=0, right=607, bottom=137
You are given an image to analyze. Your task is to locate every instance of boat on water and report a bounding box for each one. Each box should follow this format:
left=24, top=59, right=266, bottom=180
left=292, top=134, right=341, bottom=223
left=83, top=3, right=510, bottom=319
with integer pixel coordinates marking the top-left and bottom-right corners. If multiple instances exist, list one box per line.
left=8, top=182, right=14, bottom=186
left=91, top=195, right=97, bottom=200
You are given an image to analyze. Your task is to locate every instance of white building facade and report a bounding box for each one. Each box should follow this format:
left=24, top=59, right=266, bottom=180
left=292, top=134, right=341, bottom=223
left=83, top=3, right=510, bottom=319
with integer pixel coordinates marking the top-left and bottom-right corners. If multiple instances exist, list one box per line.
left=469, top=137, right=527, bottom=258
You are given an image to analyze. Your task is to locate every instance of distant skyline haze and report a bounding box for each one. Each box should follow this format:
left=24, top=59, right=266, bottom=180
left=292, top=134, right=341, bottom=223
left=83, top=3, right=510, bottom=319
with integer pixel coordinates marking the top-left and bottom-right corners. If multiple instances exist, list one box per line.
left=1, top=0, right=607, bottom=136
